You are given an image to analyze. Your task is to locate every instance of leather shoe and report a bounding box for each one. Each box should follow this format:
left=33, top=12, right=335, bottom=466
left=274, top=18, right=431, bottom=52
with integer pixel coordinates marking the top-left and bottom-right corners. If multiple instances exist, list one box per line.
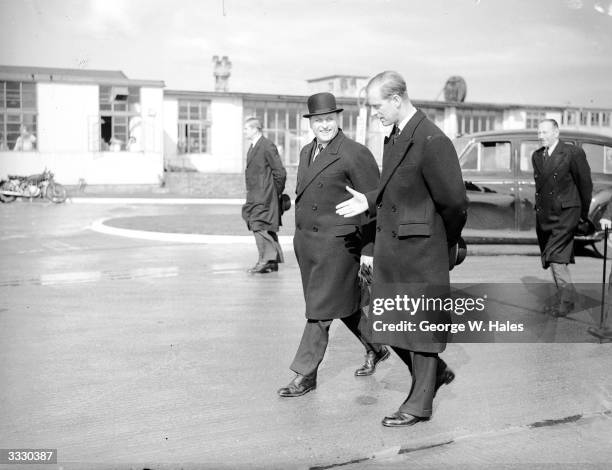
left=382, top=411, right=428, bottom=427
left=277, top=373, right=316, bottom=397
left=248, top=261, right=278, bottom=274
left=354, top=346, right=390, bottom=376
left=434, top=368, right=455, bottom=395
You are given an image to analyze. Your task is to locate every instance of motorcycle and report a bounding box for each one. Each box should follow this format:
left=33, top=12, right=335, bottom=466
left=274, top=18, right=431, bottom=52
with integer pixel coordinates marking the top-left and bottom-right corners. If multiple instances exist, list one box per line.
left=0, top=169, right=67, bottom=203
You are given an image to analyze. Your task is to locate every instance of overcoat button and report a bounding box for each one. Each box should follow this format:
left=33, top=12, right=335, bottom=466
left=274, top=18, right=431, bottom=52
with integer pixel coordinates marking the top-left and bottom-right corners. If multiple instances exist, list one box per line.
left=391, top=231, right=397, bottom=238
left=317, top=182, right=323, bottom=188
left=313, top=226, right=318, bottom=232
left=312, top=204, right=317, bottom=210
left=376, top=226, right=381, bottom=232
left=297, top=224, right=301, bottom=229
left=377, top=202, right=383, bottom=209
left=391, top=205, right=397, bottom=212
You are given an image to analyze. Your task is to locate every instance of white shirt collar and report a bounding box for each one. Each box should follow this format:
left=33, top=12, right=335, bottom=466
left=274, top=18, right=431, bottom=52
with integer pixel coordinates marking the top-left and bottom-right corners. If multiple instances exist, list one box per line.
left=250, top=134, right=262, bottom=146
left=548, top=140, right=559, bottom=154
left=397, top=108, right=418, bottom=133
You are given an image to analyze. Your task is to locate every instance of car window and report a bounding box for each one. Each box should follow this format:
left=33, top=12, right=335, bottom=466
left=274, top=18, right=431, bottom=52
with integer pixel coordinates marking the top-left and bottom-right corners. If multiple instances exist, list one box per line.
left=582, top=143, right=612, bottom=174
left=459, top=141, right=511, bottom=172
left=460, top=142, right=478, bottom=170
left=520, top=141, right=540, bottom=172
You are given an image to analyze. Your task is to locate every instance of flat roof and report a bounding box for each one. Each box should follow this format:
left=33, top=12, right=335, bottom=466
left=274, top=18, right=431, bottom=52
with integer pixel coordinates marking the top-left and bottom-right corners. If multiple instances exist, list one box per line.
left=306, top=75, right=369, bottom=82
left=164, top=89, right=585, bottom=112
left=0, top=65, right=165, bottom=88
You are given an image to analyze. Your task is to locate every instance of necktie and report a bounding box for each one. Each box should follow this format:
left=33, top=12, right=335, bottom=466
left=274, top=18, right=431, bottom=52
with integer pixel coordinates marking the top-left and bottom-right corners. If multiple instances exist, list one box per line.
left=312, top=143, right=323, bottom=164
left=391, top=125, right=400, bottom=145
left=543, top=147, right=549, bottom=159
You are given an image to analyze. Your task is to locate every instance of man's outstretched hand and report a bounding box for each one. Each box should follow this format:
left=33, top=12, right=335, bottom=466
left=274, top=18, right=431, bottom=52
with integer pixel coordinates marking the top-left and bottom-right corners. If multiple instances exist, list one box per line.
left=336, top=186, right=368, bottom=217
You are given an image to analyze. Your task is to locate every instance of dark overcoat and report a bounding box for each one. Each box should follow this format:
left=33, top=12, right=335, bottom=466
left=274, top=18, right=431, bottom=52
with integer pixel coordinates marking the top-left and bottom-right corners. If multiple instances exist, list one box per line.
left=294, top=130, right=379, bottom=320
left=242, top=136, right=287, bottom=232
left=532, top=141, right=592, bottom=268
left=366, top=110, right=468, bottom=353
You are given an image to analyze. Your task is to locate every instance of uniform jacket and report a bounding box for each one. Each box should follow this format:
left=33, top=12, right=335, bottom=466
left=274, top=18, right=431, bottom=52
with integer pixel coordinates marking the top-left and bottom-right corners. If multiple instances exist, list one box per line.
left=294, top=129, right=380, bottom=320
left=532, top=140, right=592, bottom=267
left=242, top=136, right=287, bottom=232
left=365, top=110, right=468, bottom=353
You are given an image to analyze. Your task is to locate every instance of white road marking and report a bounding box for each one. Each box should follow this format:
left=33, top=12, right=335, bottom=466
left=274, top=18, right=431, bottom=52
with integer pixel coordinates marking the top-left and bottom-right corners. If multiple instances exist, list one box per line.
left=90, top=218, right=294, bottom=245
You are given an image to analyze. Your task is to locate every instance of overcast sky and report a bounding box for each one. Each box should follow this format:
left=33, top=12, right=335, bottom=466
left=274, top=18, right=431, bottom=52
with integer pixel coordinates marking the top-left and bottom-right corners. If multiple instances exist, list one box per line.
left=1, top=0, right=611, bottom=107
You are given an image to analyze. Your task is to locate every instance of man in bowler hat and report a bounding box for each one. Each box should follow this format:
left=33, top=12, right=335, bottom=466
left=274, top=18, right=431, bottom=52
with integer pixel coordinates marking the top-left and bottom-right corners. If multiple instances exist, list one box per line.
left=242, top=117, right=287, bottom=273
left=337, top=71, right=467, bottom=426
left=277, top=92, right=388, bottom=397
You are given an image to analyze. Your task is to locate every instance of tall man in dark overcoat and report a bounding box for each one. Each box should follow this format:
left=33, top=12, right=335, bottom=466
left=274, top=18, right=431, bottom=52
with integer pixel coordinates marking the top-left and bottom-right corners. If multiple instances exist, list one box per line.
left=242, top=117, right=287, bottom=273
left=532, top=119, right=592, bottom=316
left=277, top=92, right=389, bottom=397
left=337, top=71, right=468, bottom=426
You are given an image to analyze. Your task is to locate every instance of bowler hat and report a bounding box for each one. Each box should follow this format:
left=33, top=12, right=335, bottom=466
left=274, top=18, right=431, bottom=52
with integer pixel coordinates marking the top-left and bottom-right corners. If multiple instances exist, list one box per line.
left=449, top=237, right=467, bottom=271
left=303, top=92, right=343, bottom=118
left=279, top=193, right=291, bottom=215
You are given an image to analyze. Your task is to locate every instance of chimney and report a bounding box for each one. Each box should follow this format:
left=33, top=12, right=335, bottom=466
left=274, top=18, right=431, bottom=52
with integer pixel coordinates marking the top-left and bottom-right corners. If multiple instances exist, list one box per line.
left=212, top=55, right=232, bottom=92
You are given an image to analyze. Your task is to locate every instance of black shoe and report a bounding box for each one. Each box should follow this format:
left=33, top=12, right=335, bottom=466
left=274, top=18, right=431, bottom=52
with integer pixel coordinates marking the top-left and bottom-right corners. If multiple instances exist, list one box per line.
left=382, top=411, right=428, bottom=427
left=249, top=261, right=278, bottom=274
left=434, top=368, right=455, bottom=395
left=277, top=373, right=316, bottom=397
left=355, top=346, right=390, bottom=376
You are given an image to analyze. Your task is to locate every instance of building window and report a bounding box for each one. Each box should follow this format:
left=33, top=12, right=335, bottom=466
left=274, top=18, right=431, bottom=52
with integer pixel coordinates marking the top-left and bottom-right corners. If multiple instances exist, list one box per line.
left=525, top=110, right=546, bottom=129
left=99, top=85, right=140, bottom=151
left=420, top=107, right=445, bottom=129
left=591, top=112, right=601, bottom=126
left=580, top=111, right=589, bottom=126
left=457, top=108, right=502, bottom=135
left=244, top=100, right=308, bottom=166
left=177, top=100, right=211, bottom=154
left=0, top=81, right=37, bottom=151
left=244, top=99, right=361, bottom=166
left=603, top=112, right=611, bottom=127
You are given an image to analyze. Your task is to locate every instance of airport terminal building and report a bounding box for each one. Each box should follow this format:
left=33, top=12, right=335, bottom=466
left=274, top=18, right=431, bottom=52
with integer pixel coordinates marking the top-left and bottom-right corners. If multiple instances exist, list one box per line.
left=1, top=65, right=611, bottom=195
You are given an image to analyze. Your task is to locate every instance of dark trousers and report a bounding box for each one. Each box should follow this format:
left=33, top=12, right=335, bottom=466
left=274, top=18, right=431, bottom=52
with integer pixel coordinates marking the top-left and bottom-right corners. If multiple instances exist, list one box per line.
left=392, top=347, right=448, bottom=418
left=290, top=309, right=382, bottom=376
left=253, top=230, right=284, bottom=263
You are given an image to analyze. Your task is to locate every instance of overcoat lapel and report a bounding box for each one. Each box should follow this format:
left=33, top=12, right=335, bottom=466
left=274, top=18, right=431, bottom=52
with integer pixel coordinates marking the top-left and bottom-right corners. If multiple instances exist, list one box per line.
left=533, top=149, right=544, bottom=177
left=376, top=111, right=426, bottom=200
left=246, top=138, right=262, bottom=168
left=538, top=142, right=569, bottom=186
left=296, top=131, right=344, bottom=199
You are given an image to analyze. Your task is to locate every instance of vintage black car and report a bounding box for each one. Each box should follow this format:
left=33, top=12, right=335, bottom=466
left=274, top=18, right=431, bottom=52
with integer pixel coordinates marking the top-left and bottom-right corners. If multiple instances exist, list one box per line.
left=455, top=129, right=612, bottom=256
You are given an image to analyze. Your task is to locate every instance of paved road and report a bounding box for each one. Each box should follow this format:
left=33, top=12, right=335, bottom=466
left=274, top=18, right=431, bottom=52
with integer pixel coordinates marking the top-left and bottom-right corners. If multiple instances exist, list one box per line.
left=1, top=200, right=611, bottom=469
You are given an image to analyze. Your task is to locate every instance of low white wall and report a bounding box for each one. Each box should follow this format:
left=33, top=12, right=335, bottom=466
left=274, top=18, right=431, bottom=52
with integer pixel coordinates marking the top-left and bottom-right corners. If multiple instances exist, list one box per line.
left=0, top=151, right=163, bottom=185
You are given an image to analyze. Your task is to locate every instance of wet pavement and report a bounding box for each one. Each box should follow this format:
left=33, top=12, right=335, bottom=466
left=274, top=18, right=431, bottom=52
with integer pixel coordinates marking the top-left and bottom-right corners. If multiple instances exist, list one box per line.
left=1, top=199, right=611, bottom=469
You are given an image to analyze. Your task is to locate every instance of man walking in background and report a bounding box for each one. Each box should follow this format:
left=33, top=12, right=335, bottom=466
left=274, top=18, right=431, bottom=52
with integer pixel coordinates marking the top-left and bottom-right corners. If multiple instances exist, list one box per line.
left=242, top=117, right=287, bottom=274
left=336, top=71, right=467, bottom=426
left=277, top=92, right=388, bottom=398
left=532, top=119, right=592, bottom=316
